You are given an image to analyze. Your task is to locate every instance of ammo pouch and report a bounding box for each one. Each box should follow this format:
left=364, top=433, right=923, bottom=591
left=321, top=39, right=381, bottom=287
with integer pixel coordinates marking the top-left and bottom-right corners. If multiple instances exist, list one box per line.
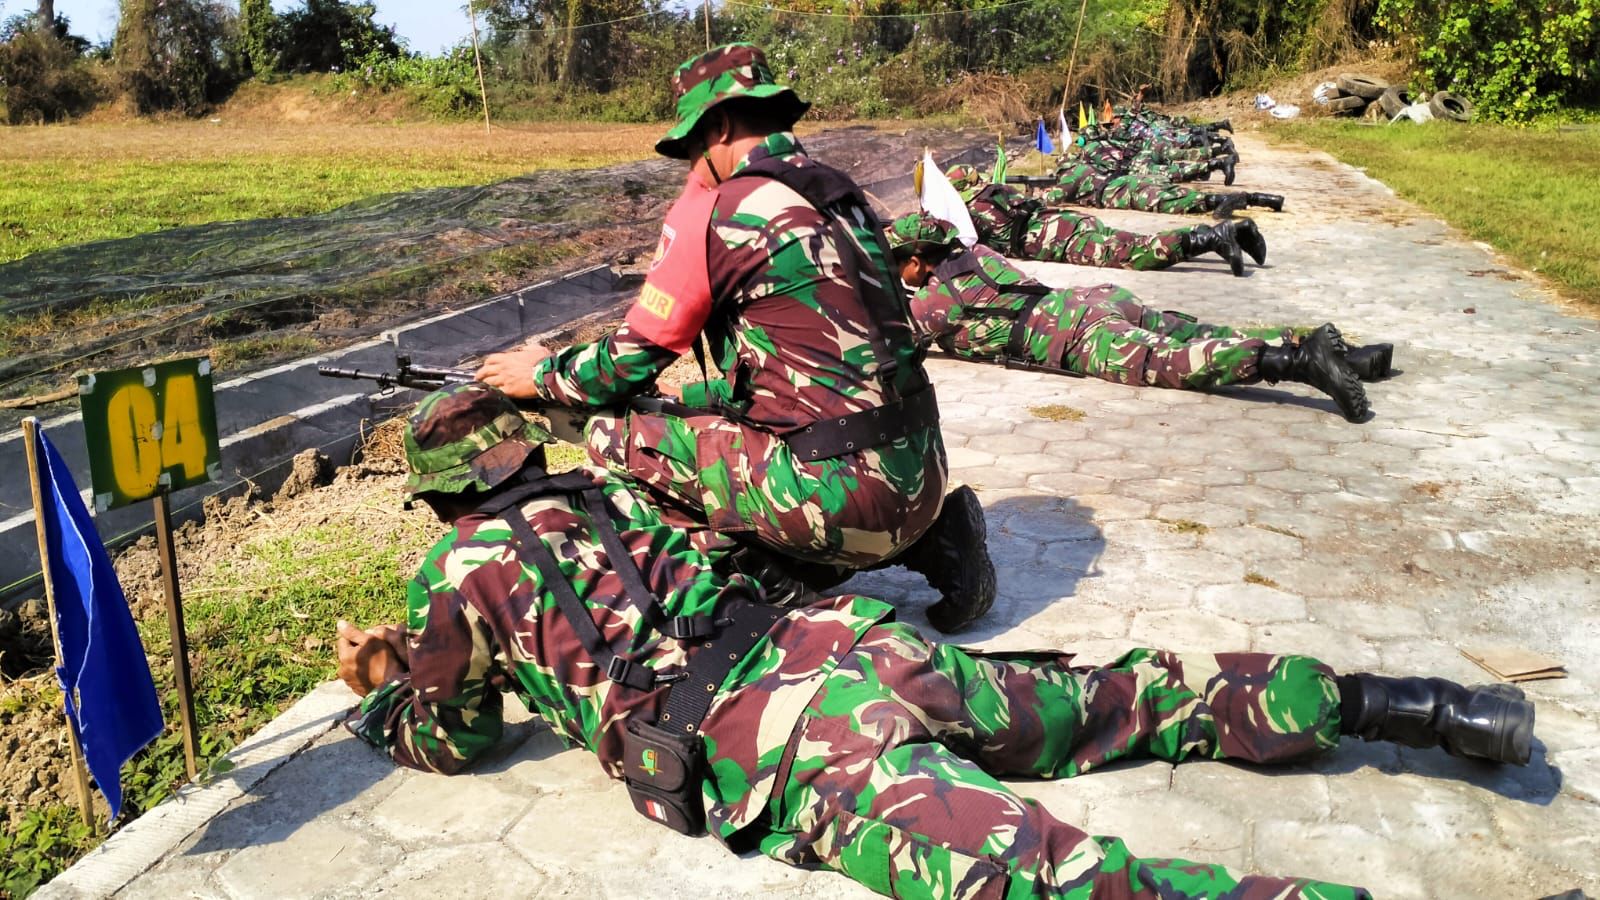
left=620, top=720, right=705, bottom=835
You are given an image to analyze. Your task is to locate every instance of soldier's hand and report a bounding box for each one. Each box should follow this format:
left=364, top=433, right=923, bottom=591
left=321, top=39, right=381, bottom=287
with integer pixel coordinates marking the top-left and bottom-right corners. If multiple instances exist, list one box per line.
left=336, top=619, right=405, bottom=698
left=365, top=623, right=410, bottom=668
left=476, top=345, right=553, bottom=400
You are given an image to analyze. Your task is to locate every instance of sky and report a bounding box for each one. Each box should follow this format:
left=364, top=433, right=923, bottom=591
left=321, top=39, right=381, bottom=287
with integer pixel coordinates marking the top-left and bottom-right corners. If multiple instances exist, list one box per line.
left=34, top=1, right=477, bottom=56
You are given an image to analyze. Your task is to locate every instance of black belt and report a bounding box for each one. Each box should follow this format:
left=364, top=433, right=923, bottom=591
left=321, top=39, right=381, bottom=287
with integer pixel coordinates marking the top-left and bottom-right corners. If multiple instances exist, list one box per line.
left=658, top=602, right=784, bottom=736
left=781, top=386, right=940, bottom=463
left=1007, top=212, right=1033, bottom=256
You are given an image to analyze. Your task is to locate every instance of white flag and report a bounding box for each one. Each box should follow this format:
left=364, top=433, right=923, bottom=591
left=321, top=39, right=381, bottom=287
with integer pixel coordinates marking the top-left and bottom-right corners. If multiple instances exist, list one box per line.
left=1058, top=107, right=1072, bottom=149
left=918, top=151, right=978, bottom=248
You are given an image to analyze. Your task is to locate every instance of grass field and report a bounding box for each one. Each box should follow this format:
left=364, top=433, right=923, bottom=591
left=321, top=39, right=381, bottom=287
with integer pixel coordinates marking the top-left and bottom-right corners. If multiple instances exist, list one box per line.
left=0, top=121, right=664, bottom=264
left=1275, top=122, right=1600, bottom=308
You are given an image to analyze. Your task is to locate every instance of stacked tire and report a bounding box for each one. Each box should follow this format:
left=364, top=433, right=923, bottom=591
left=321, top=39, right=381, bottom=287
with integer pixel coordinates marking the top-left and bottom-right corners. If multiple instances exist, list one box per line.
left=1316, top=74, right=1475, bottom=123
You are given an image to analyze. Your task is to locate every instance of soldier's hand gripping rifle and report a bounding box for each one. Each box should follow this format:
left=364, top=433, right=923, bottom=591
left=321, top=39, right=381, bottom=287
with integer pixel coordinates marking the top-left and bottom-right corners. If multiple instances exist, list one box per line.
left=318, top=354, right=593, bottom=444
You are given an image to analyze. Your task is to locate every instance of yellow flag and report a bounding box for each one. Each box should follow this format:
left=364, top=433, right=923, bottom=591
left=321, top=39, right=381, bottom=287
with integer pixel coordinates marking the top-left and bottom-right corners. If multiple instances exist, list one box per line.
left=1078, top=102, right=1088, bottom=130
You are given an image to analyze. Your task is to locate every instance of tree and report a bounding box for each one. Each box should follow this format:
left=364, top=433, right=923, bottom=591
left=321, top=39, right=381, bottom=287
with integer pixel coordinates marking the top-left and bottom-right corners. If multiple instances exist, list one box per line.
left=0, top=11, right=99, bottom=122
left=238, top=0, right=278, bottom=75
left=113, top=0, right=237, bottom=114
left=276, top=0, right=400, bottom=73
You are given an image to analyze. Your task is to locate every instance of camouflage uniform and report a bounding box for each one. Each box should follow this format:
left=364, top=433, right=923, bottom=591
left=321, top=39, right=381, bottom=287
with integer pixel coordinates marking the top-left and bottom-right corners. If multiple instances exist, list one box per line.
left=950, top=171, right=1193, bottom=271
left=1045, top=162, right=1214, bottom=216
left=358, top=385, right=1371, bottom=899
left=528, top=48, right=946, bottom=570
left=1073, top=135, right=1217, bottom=183
left=904, top=236, right=1285, bottom=390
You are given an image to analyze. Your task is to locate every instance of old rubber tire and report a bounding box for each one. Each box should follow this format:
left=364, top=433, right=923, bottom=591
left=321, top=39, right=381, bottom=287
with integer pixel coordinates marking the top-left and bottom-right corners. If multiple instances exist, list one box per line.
left=1378, top=87, right=1411, bottom=118
left=1325, top=94, right=1368, bottom=113
left=1429, top=90, right=1475, bottom=122
left=1337, top=73, right=1389, bottom=100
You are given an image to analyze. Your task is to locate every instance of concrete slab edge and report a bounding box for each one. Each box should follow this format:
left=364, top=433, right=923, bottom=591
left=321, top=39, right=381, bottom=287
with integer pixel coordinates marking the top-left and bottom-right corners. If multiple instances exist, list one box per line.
left=37, top=681, right=356, bottom=899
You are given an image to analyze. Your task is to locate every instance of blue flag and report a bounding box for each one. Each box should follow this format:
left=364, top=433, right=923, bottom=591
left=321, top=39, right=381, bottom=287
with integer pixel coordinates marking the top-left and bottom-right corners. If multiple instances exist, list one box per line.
left=1036, top=118, right=1055, bottom=155
left=35, top=427, right=164, bottom=819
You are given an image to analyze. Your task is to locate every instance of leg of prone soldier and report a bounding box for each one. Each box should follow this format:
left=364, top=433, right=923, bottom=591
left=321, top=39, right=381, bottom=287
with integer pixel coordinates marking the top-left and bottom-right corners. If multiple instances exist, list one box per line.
left=347, top=383, right=1533, bottom=900
left=478, top=44, right=995, bottom=632
left=890, top=214, right=1372, bottom=422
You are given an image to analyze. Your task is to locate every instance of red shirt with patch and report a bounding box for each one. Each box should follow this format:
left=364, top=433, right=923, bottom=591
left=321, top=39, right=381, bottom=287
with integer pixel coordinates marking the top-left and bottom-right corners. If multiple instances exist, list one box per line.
left=626, top=172, right=718, bottom=355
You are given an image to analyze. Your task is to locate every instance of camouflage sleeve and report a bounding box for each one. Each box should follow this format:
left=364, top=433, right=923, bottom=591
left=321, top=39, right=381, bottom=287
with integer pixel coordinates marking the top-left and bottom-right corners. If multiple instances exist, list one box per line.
left=909, top=281, right=961, bottom=345
left=680, top=377, right=735, bottom=409
left=530, top=322, right=680, bottom=407
left=346, top=571, right=506, bottom=775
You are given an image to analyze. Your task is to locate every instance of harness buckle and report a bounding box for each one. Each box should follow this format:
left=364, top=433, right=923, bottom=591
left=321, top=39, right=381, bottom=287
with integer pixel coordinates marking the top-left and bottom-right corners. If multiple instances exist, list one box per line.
left=665, top=616, right=718, bottom=641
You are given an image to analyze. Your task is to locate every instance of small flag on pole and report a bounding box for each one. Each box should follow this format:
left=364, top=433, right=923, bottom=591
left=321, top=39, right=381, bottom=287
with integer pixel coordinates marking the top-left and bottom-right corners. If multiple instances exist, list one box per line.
left=918, top=150, right=979, bottom=248
left=1035, top=119, right=1055, bottom=156
left=990, top=137, right=1008, bottom=185
left=34, top=426, right=164, bottom=820
left=1059, top=107, right=1072, bottom=148
left=1078, top=102, right=1088, bottom=130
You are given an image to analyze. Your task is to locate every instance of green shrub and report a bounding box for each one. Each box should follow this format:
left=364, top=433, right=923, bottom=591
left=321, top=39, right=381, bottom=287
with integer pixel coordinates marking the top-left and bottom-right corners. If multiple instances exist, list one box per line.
left=277, top=0, right=400, bottom=74
left=0, top=805, right=96, bottom=899
left=1377, top=0, right=1600, bottom=121
left=330, top=46, right=481, bottom=117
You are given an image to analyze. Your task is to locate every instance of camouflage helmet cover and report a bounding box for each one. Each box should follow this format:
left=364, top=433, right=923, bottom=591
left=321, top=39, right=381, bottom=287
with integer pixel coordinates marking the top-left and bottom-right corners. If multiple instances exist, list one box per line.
left=403, top=382, right=552, bottom=499
left=656, top=43, right=811, bottom=159
left=886, top=212, right=962, bottom=257
left=944, top=164, right=986, bottom=192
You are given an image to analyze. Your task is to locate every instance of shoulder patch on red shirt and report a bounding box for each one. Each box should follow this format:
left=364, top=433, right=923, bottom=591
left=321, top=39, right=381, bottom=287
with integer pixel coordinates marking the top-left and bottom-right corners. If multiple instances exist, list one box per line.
left=627, top=174, right=718, bottom=355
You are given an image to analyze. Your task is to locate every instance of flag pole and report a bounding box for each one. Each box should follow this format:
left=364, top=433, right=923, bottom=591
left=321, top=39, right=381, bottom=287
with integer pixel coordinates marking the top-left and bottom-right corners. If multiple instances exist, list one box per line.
left=466, top=0, right=492, bottom=137
left=153, top=490, right=200, bottom=780
left=1064, top=0, right=1089, bottom=114
left=22, top=417, right=96, bottom=829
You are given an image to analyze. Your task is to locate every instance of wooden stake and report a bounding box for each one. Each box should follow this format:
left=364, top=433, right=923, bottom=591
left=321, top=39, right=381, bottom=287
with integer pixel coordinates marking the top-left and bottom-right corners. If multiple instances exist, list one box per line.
left=1064, top=0, right=1089, bottom=108
left=703, top=0, right=712, bottom=49
left=467, top=0, right=492, bottom=137
left=21, top=417, right=96, bottom=829
left=153, top=491, right=199, bottom=780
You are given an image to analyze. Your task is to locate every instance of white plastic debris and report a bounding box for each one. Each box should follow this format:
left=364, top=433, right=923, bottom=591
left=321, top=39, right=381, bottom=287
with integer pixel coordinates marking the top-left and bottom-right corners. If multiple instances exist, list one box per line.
left=1270, top=104, right=1301, bottom=119
left=1312, top=82, right=1340, bottom=104
left=1393, top=102, right=1435, bottom=124
left=1254, top=93, right=1276, bottom=110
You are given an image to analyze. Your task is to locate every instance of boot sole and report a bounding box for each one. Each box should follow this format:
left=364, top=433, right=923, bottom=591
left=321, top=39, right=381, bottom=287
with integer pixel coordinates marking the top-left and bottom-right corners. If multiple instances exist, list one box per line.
left=925, top=487, right=998, bottom=634
left=1309, top=326, right=1369, bottom=422
left=1348, top=344, right=1394, bottom=382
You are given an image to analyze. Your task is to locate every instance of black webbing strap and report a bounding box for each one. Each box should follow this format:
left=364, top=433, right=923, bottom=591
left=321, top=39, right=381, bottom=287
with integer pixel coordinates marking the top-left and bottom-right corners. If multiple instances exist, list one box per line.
left=781, top=385, right=940, bottom=462
left=574, top=489, right=716, bottom=641
left=497, top=499, right=662, bottom=692
left=1003, top=295, right=1048, bottom=364
left=657, top=602, right=785, bottom=737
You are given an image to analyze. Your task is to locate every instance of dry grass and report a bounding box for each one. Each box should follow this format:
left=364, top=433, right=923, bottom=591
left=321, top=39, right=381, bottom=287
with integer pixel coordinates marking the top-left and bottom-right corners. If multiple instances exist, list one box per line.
left=1160, top=518, right=1211, bottom=535
left=1029, top=404, right=1087, bottom=422
left=1244, top=571, right=1281, bottom=588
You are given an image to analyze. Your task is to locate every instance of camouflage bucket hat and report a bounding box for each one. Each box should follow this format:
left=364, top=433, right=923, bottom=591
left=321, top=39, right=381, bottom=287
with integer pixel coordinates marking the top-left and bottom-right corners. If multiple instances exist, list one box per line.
left=403, top=382, right=553, bottom=500
left=655, top=43, right=811, bottom=159
left=886, top=213, right=961, bottom=257
left=944, top=164, right=985, bottom=192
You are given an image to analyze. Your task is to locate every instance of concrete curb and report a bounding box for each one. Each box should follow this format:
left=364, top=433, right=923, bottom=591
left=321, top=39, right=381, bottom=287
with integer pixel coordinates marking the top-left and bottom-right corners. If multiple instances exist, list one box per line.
left=35, top=681, right=356, bottom=899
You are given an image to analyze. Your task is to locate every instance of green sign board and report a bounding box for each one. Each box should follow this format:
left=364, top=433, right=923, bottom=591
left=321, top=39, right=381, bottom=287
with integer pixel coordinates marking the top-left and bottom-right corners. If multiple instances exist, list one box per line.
left=78, top=358, right=222, bottom=512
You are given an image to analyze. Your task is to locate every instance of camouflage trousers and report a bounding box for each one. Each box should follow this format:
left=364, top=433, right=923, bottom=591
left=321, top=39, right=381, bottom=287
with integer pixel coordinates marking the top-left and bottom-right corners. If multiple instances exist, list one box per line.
left=1054, top=288, right=1289, bottom=390
left=751, top=623, right=1365, bottom=899
left=582, top=409, right=948, bottom=568
left=1130, top=156, right=1213, bottom=183
left=1099, top=176, right=1210, bottom=215
left=1019, top=211, right=1189, bottom=272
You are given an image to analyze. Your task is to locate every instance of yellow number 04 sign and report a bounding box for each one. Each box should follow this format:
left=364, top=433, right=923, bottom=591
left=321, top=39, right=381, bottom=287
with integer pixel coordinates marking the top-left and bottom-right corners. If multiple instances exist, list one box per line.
left=79, top=358, right=222, bottom=512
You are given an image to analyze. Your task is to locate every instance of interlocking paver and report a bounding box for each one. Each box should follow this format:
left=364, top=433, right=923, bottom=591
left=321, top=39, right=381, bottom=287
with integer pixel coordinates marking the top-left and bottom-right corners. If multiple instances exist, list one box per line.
left=54, top=133, right=1600, bottom=900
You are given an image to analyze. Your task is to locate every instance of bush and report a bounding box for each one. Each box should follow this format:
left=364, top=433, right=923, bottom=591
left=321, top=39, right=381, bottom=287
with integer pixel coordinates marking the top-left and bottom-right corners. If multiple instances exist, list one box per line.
left=330, top=46, right=480, bottom=117
left=114, top=0, right=237, bottom=115
left=238, top=0, right=279, bottom=75
left=0, top=15, right=102, bottom=125
left=1377, top=0, right=1600, bottom=121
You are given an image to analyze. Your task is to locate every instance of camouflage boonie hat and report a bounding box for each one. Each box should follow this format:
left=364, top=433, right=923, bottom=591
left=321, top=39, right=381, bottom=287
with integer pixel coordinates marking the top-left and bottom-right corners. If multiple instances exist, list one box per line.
left=403, top=383, right=552, bottom=499
left=886, top=213, right=961, bottom=257
left=655, top=43, right=810, bottom=159
left=944, top=164, right=985, bottom=192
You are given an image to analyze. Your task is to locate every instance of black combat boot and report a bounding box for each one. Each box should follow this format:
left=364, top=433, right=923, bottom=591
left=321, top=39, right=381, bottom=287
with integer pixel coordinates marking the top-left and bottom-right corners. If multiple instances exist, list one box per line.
left=1209, top=192, right=1250, bottom=219
left=1343, top=343, right=1394, bottom=382
left=1209, top=118, right=1233, bottom=133
left=896, top=485, right=997, bottom=633
left=1247, top=192, right=1285, bottom=212
left=1212, top=153, right=1238, bottom=186
left=1258, top=324, right=1370, bottom=422
left=1337, top=674, right=1535, bottom=765
left=1180, top=223, right=1245, bottom=277
left=1215, top=217, right=1267, bottom=266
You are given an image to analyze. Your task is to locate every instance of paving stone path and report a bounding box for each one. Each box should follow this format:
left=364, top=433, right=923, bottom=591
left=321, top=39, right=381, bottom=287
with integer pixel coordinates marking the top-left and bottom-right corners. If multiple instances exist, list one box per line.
left=41, top=134, right=1600, bottom=900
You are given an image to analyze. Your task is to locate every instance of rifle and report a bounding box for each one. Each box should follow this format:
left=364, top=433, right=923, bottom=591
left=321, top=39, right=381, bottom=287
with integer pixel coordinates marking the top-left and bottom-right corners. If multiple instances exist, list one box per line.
left=318, top=353, right=592, bottom=444
left=319, top=354, right=719, bottom=444
left=1004, top=174, right=1058, bottom=188
left=1001, top=356, right=1085, bottom=378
